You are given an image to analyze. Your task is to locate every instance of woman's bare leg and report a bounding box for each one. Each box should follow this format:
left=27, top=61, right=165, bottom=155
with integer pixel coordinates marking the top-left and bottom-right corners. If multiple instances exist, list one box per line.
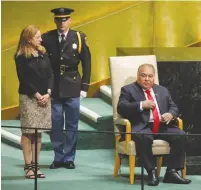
left=31, top=133, right=45, bottom=177
left=21, top=133, right=34, bottom=178
left=31, top=133, right=42, bottom=163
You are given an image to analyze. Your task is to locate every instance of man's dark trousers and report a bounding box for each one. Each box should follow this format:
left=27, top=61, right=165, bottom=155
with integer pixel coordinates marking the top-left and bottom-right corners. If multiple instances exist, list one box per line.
left=131, top=123, right=186, bottom=171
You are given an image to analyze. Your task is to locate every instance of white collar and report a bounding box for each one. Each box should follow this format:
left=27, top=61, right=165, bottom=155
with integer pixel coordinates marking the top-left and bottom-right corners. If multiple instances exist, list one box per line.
left=58, top=29, right=69, bottom=37
left=143, top=88, right=153, bottom=93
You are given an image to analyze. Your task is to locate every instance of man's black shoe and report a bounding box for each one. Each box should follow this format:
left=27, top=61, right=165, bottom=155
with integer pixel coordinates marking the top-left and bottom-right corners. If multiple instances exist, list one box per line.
left=49, top=162, right=63, bottom=169
left=163, top=169, right=191, bottom=184
left=64, top=161, right=75, bottom=169
left=147, top=169, right=159, bottom=186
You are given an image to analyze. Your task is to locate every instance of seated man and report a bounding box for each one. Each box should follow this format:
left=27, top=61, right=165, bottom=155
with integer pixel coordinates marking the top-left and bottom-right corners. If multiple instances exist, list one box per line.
left=117, top=63, right=191, bottom=186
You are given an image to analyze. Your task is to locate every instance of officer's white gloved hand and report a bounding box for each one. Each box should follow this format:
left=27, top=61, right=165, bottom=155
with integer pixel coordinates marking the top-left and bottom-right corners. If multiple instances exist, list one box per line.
left=80, top=91, right=87, bottom=100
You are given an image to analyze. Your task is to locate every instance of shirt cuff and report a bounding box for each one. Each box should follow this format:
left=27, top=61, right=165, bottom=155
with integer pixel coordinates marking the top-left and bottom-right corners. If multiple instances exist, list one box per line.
left=140, top=101, right=143, bottom=111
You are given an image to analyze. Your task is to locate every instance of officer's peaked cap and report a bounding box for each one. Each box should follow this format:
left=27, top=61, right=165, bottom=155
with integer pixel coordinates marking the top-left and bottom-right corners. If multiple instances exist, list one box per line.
left=51, top=7, right=74, bottom=21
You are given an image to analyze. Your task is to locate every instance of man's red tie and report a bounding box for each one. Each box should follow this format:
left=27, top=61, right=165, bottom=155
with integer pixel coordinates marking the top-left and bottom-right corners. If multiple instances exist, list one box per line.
left=145, top=90, right=160, bottom=133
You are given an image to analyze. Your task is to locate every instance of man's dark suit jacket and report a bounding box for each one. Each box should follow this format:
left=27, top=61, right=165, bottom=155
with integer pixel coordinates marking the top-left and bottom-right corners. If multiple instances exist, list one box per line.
left=117, top=82, right=179, bottom=131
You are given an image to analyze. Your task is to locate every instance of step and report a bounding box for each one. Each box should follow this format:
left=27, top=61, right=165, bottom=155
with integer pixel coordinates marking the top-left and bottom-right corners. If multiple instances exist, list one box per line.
left=100, top=85, right=112, bottom=99
left=80, top=105, right=101, bottom=123
left=1, top=120, right=97, bottom=132
left=80, top=98, right=113, bottom=121
left=100, top=85, right=112, bottom=105
left=80, top=97, right=112, bottom=123
left=1, top=120, right=114, bottom=150
left=80, top=98, right=113, bottom=131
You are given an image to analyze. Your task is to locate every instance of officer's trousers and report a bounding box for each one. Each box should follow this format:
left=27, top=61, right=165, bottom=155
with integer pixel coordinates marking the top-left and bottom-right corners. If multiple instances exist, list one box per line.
left=51, top=97, right=80, bottom=162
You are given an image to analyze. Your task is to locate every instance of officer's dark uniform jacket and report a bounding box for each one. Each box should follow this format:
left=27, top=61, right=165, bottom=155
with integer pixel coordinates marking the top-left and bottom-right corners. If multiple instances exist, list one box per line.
left=42, top=29, right=91, bottom=99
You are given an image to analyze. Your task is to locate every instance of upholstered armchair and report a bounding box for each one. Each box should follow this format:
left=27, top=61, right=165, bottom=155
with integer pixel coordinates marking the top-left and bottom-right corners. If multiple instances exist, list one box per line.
left=108, top=55, right=186, bottom=184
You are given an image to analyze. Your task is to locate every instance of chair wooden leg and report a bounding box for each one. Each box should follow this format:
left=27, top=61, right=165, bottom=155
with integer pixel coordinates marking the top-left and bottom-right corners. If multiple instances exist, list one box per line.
left=182, top=166, right=186, bottom=179
left=157, top=156, right=163, bottom=177
left=113, top=152, right=121, bottom=177
left=129, top=155, right=136, bottom=184
left=182, top=157, right=186, bottom=179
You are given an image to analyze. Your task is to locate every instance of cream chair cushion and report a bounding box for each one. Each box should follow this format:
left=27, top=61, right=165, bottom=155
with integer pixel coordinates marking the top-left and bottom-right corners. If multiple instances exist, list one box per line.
left=117, top=140, right=170, bottom=156
left=152, top=140, right=170, bottom=155
left=118, top=141, right=136, bottom=155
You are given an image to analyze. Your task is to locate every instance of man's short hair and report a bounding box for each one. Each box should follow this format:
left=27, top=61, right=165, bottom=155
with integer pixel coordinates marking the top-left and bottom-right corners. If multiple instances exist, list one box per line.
left=137, top=64, right=155, bottom=75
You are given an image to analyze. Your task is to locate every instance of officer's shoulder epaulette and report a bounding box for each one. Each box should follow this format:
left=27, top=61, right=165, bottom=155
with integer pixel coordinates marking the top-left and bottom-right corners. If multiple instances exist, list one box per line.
left=73, top=30, right=89, bottom=52
left=78, top=31, right=89, bottom=48
left=78, top=31, right=87, bottom=38
left=71, top=30, right=85, bottom=36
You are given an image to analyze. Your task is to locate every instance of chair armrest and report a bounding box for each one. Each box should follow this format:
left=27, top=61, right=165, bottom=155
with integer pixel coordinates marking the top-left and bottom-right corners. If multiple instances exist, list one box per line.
left=177, top=117, right=183, bottom=130
left=167, top=117, right=183, bottom=130
left=114, top=118, right=129, bottom=125
left=114, top=118, right=132, bottom=152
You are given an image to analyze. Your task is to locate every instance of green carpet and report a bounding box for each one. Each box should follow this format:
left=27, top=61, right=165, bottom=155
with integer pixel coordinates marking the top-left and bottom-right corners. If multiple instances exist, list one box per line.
left=81, top=98, right=113, bottom=119
left=2, top=143, right=200, bottom=190
left=1, top=120, right=115, bottom=150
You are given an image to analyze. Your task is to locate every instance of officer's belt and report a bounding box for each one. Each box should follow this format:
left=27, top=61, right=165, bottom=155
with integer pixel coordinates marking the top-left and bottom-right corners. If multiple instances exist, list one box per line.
left=60, top=65, right=78, bottom=75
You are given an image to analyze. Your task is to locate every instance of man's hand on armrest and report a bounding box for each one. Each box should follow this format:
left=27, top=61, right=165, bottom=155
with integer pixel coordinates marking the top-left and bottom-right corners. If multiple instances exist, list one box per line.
left=161, top=113, right=174, bottom=124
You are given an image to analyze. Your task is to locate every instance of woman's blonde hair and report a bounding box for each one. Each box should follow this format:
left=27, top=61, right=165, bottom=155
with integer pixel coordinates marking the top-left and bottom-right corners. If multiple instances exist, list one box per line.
left=15, top=25, right=46, bottom=58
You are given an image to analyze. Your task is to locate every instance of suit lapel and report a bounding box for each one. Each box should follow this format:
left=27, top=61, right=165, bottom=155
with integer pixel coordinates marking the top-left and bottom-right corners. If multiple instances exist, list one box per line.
left=153, top=85, right=162, bottom=112
left=133, top=82, right=146, bottom=100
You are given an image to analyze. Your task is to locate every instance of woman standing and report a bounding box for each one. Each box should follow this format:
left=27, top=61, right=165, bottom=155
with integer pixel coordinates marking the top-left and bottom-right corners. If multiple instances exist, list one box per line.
left=15, top=25, right=53, bottom=179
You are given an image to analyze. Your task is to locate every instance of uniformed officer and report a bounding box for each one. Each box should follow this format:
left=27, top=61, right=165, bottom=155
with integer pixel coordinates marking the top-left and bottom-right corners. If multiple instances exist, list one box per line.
left=42, top=7, right=91, bottom=169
